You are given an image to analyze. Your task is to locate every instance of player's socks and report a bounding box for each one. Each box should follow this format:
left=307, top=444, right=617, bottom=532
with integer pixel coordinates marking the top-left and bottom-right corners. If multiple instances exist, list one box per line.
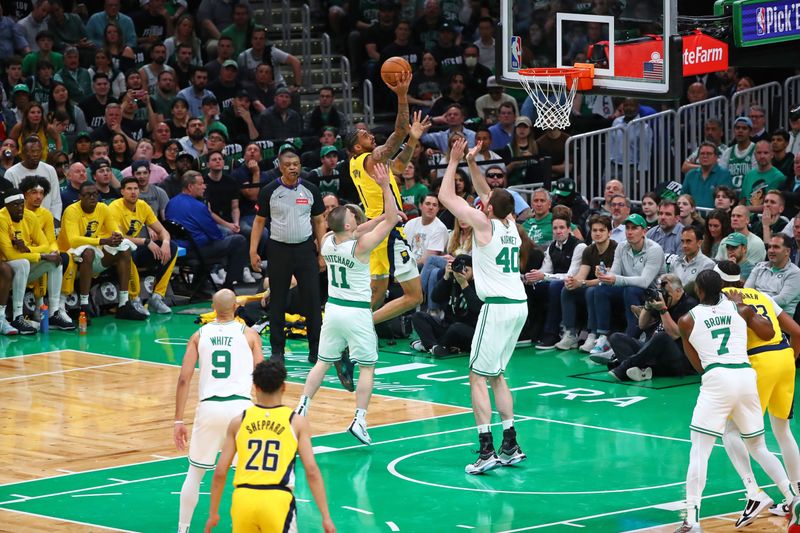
left=502, top=419, right=514, bottom=431
left=355, top=408, right=367, bottom=422
left=79, top=294, right=89, bottom=306
left=177, top=524, right=190, bottom=533
left=178, top=466, right=204, bottom=532
left=296, top=395, right=311, bottom=416
left=477, top=424, right=490, bottom=435
left=118, top=291, right=129, bottom=306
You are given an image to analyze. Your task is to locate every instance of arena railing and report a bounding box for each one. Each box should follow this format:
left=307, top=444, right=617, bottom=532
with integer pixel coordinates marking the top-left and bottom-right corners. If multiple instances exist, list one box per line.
left=321, top=34, right=333, bottom=87
left=363, top=79, right=375, bottom=128
left=676, top=96, right=729, bottom=173
left=730, top=81, right=782, bottom=137
left=626, top=109, right=678, bottom=202
left=565, top=124, right=628, bottom=204
left=340, top=56, right=354, bottom=130
left=783, top=74, right=800, bottom=128
left=301, top=4, right=312, bottom=88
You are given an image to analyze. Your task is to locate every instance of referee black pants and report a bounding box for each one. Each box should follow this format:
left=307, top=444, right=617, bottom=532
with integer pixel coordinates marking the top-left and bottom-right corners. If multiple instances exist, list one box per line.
left=267, top=239, right=321, bottom=358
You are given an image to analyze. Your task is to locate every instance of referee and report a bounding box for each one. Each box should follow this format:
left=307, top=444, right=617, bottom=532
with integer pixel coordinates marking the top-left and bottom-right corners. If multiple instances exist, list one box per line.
left=249, top=148, right=326, bottom=363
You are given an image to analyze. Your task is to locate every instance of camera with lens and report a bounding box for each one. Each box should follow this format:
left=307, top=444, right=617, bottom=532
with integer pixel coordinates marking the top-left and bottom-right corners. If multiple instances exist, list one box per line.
left=644, top=280, right=669, bottom=304
left=451, top=254, right=472, bottom=275
left=2, top=149, right=13, bottom=158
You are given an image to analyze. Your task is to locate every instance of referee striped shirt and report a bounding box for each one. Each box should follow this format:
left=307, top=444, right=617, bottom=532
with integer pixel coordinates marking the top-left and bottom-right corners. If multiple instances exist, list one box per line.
left=255, top=178, right=324, bottom=243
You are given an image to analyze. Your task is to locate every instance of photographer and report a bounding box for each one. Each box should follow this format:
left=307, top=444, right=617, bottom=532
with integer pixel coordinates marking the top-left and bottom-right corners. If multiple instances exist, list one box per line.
left=605, top=273, right=698, bottom=381
left=1, top=139, right=18, bottom=181
left=410, top=254, right=483, bottom=356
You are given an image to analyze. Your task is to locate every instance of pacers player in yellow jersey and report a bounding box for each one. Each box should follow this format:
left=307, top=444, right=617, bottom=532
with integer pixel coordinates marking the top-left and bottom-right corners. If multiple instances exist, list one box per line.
left=346, top=71, right=431, bottom=325
left=108, top=175, right=177, bottom=314
left=715, top=260, right=800, bottom=526
left=204, top=360, right=335, bottom=533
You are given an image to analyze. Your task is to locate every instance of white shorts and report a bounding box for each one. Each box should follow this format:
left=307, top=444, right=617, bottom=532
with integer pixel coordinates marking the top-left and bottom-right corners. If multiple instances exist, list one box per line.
left=690, top=366, right=764, bottom=439
left=70, top=245, right=107, bottom=274
left=318, top=300, right=378, bottom=365
left=189, top=398, right=252, bottom=469
left=469, top=299, right=528, bottom=377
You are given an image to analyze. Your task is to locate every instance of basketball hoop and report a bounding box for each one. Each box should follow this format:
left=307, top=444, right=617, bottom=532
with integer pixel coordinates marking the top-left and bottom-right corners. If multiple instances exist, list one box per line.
left=517, top=63, right=594, bottom=130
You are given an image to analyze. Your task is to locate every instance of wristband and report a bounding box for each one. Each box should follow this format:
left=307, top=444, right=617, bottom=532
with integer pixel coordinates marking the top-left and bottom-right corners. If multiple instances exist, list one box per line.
left=174, top=420, right=184, bottom=424
left=144, top=238, right=151, bottom=246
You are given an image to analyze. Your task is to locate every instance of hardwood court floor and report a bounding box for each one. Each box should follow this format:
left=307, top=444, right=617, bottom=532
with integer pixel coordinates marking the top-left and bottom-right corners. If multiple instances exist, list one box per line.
left=0, top=310, right=796, bottom=531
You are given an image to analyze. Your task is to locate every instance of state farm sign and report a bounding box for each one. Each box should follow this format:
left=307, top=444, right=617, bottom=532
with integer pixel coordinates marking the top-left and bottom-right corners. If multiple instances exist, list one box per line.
left=682, top=31, right=729, bottom=76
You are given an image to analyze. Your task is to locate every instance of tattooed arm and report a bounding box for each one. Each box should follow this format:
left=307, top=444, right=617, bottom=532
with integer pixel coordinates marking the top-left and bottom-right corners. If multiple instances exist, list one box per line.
left=390, top=110, right=431, bottom=175
left=368, top=72, right=413, bottom=170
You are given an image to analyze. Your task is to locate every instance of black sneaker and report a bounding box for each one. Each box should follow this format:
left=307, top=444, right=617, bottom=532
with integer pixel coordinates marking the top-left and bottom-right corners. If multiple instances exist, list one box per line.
left=535, top=333, right=559, bottom=350
left=608, top=359, right=631, bottom=381
left=50, top=310, right=76, bottom=331
left=431, top=344, right=459, bottom=357
left=10, top=315, right=37, bottom=335
left=116, top=301, right=148, bottom=321
left=334, top=347, right=356, bottom=392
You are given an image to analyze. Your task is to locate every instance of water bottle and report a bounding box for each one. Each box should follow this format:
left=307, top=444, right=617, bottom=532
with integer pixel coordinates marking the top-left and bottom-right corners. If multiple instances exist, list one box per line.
left=79, top=311, right=88, bottom=335
left=598, top=261, right=606, bottom=286
left=40, top=304, right=49, bottom=333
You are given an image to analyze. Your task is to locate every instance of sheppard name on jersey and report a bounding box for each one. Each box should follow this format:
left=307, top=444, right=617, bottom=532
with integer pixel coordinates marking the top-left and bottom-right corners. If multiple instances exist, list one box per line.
left=244, top=418, right=287, bottom=436
left=209, top=336, right=233, bottom=347
left=324, top=254, right=355, bottom=269
left=704, top=315, right=732, bottom=329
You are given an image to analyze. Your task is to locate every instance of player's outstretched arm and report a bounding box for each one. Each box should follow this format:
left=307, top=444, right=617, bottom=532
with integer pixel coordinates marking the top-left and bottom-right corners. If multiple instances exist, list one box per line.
left=390, top=110, right=431, bottom=175
left=174, top=331, right=200, bottom=450
left=677, top=314, right=704, bottom=374
left=204, top=417, right=240, bottom=533
left=439, top=137, right=490, bottom=234
left=738, top=303, right=776, bottom=340
left=293, top=415, right=336, bottom=533
left=465, top=142, right=490, bottom=206
left=356, top=163, right=399, bottom=260
left=371, top=71, right=412, bottom=165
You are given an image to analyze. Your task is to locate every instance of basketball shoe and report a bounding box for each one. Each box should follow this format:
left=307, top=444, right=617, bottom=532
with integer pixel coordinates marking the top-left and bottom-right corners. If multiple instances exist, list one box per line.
left=465, top=432, right=500, bottom=475
left=788, top=495, right=800, bottom=533
left=334, top=347, right=356, bottom=392
left=735, top=490, right=772, bottom=528
left=673, top=522, right=700, bottom=532
left=498, top=427, right=526, bottom=466
left=348, top=417, right=371, bottom=445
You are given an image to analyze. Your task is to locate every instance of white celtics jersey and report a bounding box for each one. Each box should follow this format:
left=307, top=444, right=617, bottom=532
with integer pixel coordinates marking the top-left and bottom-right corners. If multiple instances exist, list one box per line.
left=472, top=218, right=525, bottom=301
left=321, top=234, right=371, bottom=303
left=197, top=321, right=254, bottom=401
left=688, top=297, right=749, bottom=369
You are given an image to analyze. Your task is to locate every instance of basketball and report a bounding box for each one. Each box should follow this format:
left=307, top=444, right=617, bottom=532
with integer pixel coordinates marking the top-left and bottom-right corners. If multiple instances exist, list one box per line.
left=381, top=57, right=411, bottom=88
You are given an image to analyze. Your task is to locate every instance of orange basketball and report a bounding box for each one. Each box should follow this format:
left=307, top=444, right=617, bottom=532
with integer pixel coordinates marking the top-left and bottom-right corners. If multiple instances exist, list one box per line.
left=381, top=57, right=411, bottom=87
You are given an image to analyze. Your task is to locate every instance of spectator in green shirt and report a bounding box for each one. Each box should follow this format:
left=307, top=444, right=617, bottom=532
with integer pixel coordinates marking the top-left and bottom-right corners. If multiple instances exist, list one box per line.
left=220, top=3, right=254, bottom=56
left=741, top=140, right=787, bottom=207
left=22, top=31, right=63, bottom=77
left=399, top=161, right=429, bottom=210
left=522, top=188, right=553, bottom=247
left=681, top=141, right=733, bottom=209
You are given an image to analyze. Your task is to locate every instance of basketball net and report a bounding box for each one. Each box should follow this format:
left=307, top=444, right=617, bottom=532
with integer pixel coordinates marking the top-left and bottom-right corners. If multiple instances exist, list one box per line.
left=518, top=74, right=578, bottom=130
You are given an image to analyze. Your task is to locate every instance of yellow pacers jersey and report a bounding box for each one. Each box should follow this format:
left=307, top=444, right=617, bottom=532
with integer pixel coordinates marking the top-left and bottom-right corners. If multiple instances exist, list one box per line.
left=0, top=208, right=52, bottom=261
left=57, top=202, right=114, bottom=252
left=233, top=405, right=298, bottom=489
left=108, top=199, right=157, bottom=237
left=350, top=153, right=403, bottom=219
left=32, top=207, right=56, bottom=248
left=723, top=287, right=784, bottom=352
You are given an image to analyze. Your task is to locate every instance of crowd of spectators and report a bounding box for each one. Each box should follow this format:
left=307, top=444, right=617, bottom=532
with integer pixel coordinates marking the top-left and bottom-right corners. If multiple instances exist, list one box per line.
left=1, top=0, right=800, bottom=382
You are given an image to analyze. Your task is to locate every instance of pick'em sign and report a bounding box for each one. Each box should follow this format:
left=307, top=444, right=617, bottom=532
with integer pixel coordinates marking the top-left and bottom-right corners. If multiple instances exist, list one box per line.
left=732, top=0, right=800, bottom=46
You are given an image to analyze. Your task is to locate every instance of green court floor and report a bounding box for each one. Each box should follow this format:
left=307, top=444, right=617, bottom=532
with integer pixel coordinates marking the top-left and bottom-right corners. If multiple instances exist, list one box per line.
left=0, top=309, right=794, bottom=532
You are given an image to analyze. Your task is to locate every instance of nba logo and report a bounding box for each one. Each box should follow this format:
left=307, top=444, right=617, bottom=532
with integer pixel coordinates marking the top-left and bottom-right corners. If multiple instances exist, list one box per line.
left=756, top=7, right=766, bottom=36
left=510, top=36, right=522, bottom=70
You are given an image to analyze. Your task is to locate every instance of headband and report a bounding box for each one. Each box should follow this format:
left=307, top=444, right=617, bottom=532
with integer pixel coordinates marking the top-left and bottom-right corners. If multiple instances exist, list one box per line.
left=4, top=194, right=24, bottom=204
left=713, top=264, right=740, bottom=282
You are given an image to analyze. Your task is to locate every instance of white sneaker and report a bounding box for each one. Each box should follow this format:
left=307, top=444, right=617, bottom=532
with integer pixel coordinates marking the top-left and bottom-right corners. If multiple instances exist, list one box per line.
left=588, top=335, right=613, bottom=363
left=673, top=522, right=701, bottom=533
left=736, top=490, right=773, bottom=528
left=555, top=332, right=579, bottom=350
left=132, top=298, right=150, bottom=317
left=625, top=366, right=653, bottom=382
left=242, top=267, right=256, bottom=284
left=148, top=294, right=172, bottom=314
left=410, top=339, right=428, bottom=352
left=210, top=269, right=226, bottom=286
left=1, top=320, right=18, bottom=335
left=580, top=333, right=598, bottom=352
left=348, top=418, right=371, bottom=445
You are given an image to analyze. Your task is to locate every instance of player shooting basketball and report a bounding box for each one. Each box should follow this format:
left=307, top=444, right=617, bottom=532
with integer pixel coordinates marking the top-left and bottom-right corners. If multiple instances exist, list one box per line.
left=346, top=70, right=431, bottom=326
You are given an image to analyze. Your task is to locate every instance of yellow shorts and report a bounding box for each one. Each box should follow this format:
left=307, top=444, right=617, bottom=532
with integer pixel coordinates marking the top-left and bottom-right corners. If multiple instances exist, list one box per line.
left=751, top=347, right=796, bottom=419
left=231, top=487, right=296, bottom=533
left=369, top=228, right=419, bottom=282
